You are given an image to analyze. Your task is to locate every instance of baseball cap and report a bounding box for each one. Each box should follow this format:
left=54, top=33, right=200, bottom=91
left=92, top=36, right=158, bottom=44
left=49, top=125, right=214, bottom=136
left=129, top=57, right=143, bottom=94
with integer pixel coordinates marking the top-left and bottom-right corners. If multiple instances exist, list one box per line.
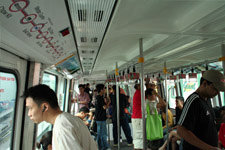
left=202, top=70, right=225, bottom=92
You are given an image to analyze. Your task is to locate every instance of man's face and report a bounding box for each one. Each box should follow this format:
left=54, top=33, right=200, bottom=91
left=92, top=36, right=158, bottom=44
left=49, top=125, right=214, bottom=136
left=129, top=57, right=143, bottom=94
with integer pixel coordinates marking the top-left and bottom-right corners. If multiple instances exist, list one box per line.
left=205, top=83, right=219, bottom=98
left=80, top=112, right=88, bottom=119
left=175, top=99, right=182, bottom=107
left=26, top=97, right=43, bottom=123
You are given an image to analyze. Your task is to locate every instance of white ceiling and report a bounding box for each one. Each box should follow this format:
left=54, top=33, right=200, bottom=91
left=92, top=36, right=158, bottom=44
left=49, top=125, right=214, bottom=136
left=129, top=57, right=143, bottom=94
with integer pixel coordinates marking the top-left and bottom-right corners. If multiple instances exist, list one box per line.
left=1, top=0, right=225, bottom=81
left=94, top=0, right=225, bottom=76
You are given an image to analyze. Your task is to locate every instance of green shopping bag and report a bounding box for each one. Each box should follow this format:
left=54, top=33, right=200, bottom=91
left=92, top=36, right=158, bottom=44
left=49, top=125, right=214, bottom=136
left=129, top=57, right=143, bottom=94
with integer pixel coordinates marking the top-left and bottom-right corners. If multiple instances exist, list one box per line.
left=146, top=104, right=163, bottom=141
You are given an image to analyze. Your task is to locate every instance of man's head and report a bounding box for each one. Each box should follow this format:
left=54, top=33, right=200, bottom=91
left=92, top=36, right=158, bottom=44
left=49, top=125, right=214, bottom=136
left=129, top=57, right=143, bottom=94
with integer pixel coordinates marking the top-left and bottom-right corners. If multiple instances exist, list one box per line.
left=96, top=84, right=105, bottom=95
left=23, top=84, right=59, bottom=123
left=79, top=84, right=85, bottom=94
left=175, top=96, right=184, bottom=108
left=145, top=88, right=156, bottom=101
left=79, top=107, right=90, bottom=119
left=199, top=70, right=225, bottom=98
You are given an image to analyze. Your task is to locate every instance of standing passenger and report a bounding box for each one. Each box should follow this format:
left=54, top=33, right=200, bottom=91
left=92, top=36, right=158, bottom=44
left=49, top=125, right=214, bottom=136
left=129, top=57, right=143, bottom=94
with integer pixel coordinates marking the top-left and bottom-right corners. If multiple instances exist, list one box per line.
left=132, top=83, right=143, bottom=150
left=24, top=84, right=97, bottom=150
left=95, top=84, right=111, bottom=150
left=177, top=70, right=225, bottom=150
left=73, top=84, right=90, bottom=109
left=111, top=85, right=133, bottom=146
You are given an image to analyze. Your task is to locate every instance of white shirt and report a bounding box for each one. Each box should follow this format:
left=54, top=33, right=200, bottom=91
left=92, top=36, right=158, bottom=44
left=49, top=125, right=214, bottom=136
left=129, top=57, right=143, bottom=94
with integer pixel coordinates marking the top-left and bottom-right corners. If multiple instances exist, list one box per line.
left=52, top=112, right=97, bottom=150
left=146, top=98, right=159, bottom=115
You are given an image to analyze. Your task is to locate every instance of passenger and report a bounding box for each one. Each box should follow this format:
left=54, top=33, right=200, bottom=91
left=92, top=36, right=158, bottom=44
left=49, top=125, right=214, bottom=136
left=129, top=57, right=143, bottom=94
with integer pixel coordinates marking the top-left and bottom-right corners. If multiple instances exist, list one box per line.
left=145, top=88, right=166, bottom=115
left=177, top=70, right=225, bottom=150
left=75, top=106, right=93, bottom=126
left=175, top=96, right=184, bottom=124
left=111, top=85, right=133, bottom=146
left=24, top=84, right=97, bottom=150
left=92, top=89, right=98, bottom=107
left=161, top=105, right=174, bottom=132
left=219, top=123, right=225, bottom=149
left=95, top=84, right=111, bottom=150
left=159, top=96, right=184, bottom=150
left=36, top=131, right=52, bottom=150
left=73, top=84, right=90, bottom=109
left=132, top=82, right=143, bottom=150
left=124, top=95, right=132, bottom=123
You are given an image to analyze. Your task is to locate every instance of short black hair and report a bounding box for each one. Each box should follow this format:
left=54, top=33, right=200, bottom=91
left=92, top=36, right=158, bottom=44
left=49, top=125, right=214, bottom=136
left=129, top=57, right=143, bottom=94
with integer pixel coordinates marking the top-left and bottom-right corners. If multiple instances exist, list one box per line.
left=23, top=84, right=59, bottom=108
left=79, top=107, right=89, bottom=113
left=145, top=88, right=154, bottom=97
left=134, top=84, right=140, bottom=90
left=96, top=84, right=104, bottom=93
left=175, top=96, right=184, bottom=102
left=79, top=84, right=85, bottom=89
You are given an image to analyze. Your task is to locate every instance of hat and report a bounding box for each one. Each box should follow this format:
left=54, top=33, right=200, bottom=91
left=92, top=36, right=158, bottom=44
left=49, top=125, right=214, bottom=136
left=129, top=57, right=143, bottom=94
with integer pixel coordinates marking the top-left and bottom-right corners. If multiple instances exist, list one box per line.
left=202, top=70, right=225, bottom=92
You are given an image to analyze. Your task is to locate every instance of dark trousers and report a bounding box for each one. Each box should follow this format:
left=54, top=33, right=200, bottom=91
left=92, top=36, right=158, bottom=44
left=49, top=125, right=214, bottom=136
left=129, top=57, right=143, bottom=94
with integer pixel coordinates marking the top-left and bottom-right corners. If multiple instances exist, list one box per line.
left=112, top=117, right=133, bottom=144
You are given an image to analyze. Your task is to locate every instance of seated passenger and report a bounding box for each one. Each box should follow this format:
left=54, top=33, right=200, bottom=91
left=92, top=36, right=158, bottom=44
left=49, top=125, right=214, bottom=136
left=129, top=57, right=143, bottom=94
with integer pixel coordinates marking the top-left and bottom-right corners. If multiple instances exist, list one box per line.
left=37, top=131, right=52, bottom=150
left=161, top=106, right=174, bottom=133
left=76, top=106, right=93, bottom=126
left=159, top=96, right=184, bottom=150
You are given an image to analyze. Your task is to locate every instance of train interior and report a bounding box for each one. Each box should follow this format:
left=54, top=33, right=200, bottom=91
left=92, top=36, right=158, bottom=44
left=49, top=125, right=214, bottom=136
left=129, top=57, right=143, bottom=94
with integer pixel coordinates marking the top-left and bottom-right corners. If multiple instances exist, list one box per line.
left=1, top=0, right=225, bottom=149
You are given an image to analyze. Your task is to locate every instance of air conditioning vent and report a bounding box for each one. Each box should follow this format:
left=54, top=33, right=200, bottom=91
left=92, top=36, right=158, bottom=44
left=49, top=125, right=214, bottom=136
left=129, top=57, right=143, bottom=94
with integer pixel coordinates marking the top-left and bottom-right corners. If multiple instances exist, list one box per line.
left=91, top=37, right=98, bottom=43
left=94, top=10, right=104, bottom=22
left=90, top=50, right=95, bottom=54
left=78, top=10, right=87, bottom=21
left=81, top=37, right=87, bottom=42
left=89, top=58, right=93, bottom=60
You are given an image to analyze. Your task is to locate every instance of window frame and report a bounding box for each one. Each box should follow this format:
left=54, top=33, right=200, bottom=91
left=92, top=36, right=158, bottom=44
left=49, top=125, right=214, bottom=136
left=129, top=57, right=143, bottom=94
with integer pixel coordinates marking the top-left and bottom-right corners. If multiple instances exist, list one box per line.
left=0, top=66, right=19, bottom=150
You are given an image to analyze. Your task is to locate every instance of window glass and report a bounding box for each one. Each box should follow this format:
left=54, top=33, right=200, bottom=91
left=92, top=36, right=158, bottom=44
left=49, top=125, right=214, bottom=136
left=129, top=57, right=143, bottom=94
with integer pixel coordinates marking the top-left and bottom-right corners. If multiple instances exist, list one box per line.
left=166, top=80, right=176, bottom=109
left=37, top=73, right=57, bottom=140
left=0, top=72, right=17, bottom=149
left=42, top=73, right=57, bottom=92
left=180, top=74, right=200, bottom=101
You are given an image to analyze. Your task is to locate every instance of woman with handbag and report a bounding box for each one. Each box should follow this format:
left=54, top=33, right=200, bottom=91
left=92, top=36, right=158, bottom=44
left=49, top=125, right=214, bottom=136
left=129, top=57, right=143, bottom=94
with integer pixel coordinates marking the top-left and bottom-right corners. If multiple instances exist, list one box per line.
left=145, top=88, right=166, bottom=141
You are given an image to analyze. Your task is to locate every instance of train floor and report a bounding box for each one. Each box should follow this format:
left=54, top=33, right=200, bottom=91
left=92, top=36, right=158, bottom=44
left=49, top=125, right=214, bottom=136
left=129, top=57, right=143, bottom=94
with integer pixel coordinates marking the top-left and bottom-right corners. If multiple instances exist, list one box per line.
left=108, top=141, right=152, bottom=150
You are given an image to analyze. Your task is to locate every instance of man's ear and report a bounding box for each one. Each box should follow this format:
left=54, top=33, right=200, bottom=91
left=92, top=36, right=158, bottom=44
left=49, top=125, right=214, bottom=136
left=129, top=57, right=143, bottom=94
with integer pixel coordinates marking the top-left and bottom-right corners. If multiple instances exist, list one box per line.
left=203, top=80, right=207, bottom=87
left=42, top=103, right=49, bottom=112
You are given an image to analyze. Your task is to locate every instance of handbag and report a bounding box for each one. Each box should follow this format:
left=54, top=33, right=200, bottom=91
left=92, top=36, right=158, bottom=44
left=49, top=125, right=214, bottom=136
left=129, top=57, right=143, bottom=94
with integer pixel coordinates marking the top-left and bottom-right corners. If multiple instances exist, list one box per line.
left=146, top=103, right=163, bottom=141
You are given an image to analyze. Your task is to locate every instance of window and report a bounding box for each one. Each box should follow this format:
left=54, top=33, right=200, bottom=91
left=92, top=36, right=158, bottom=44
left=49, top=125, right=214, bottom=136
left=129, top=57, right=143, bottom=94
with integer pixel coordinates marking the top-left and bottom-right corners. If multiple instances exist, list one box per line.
left=0, top=71, right=18, bottom=150
left=37, top=73, right=57, bottom=140
left=180, top=74, right=200, bottom=100
left=166, top=80, right=176, bottom=109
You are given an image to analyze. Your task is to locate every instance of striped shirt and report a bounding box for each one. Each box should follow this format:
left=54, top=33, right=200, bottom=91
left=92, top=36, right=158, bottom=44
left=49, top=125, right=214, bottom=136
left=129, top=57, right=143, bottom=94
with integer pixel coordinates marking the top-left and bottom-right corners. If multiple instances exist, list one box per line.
left=178, top=92, right=218, bottom=150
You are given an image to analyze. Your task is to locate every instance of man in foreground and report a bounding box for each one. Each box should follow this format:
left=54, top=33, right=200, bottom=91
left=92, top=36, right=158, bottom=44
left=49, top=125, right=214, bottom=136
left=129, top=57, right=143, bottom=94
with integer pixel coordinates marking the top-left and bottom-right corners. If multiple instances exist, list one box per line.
left=24, top=84, right=97, bottom=150
left=177, top=70, right=225, bottom=150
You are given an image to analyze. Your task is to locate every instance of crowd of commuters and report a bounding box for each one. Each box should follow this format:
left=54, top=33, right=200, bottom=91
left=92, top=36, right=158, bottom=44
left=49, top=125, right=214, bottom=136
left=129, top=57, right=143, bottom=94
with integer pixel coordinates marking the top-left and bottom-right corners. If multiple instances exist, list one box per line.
left=24, top=70, right=225, bottom=150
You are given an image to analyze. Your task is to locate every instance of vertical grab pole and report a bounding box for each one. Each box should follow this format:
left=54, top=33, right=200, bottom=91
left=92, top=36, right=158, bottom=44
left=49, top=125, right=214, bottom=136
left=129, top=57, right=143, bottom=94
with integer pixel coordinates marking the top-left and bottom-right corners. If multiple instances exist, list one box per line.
left=139, top=38, right=146, bottom=150
left=106, top=70, right=110, bottom=145
left=115, top=62, right=120, bottom=150
left=164, top=62, right=169, bottom=150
